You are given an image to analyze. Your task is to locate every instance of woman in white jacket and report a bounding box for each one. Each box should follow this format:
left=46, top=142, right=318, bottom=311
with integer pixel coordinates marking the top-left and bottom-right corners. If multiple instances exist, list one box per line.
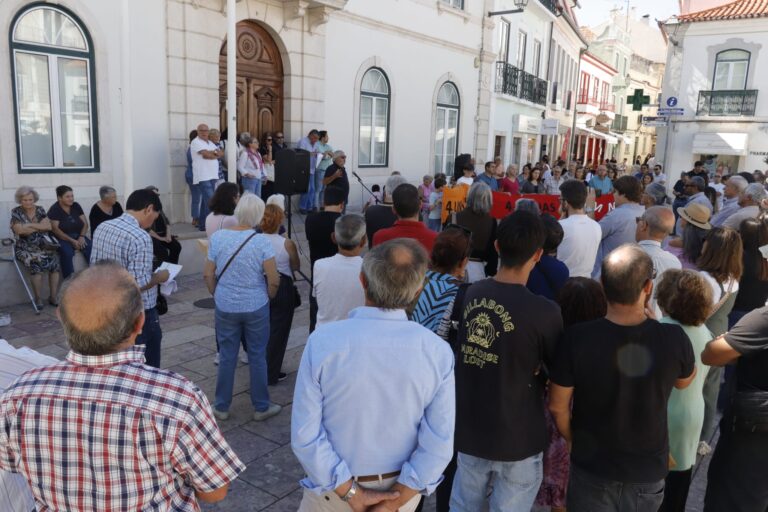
left=238, top=134, right=266, bottom=197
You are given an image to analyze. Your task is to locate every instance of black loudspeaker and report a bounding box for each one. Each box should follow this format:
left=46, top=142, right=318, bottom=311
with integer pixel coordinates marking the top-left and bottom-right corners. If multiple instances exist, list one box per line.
left=274, top=148, right=311, bottom=195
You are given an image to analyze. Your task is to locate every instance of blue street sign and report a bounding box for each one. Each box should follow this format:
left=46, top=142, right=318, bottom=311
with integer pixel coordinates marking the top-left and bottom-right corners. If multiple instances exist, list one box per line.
left=666, top=97, right=678, bottom=107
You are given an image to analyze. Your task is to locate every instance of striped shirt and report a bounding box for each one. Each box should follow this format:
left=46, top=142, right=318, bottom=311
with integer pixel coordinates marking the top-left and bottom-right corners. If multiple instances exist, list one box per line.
left=412, top=271, right=461, bottom=333
left=91, top=213, right=157, bottom=308
left=0, top=346, right=244, bottom=511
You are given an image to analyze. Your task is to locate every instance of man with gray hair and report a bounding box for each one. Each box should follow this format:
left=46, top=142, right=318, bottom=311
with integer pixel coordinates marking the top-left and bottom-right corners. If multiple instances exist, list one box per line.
left=635, top=206, right=681, bottom=318
left=365, top=173, right=408, bottom=246
left=0, top=263, right=244, bottom=510
left=292, top=239, right=454, bottom=512
left=722, top=182, right=766, bottom=230
left=313, top=214, right=367, bottom=326
left=711, top=175, right=748, bottom=226
left=323, top=150, right=350, bottom=205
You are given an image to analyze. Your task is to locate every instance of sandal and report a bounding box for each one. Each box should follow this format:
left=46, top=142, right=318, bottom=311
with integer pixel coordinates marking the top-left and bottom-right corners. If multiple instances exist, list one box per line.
left=48, top=297, right=58, bottom=307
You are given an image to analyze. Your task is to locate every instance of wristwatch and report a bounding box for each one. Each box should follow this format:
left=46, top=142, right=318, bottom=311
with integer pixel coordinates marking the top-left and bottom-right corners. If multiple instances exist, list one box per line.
left=340, top=480, right=358, bottom=502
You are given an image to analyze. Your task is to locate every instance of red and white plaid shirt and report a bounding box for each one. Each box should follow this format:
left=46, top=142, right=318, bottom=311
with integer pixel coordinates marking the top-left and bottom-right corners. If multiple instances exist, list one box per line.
left=0, top=346, right=244, bottom=511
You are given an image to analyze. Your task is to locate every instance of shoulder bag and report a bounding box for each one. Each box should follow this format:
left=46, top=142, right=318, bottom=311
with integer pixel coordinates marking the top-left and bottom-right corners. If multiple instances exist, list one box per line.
left=215, top=232, right=258, bottom=285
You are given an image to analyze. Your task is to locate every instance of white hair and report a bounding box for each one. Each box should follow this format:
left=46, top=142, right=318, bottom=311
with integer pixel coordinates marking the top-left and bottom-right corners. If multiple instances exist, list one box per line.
left=234, top=192, right=265, bottom=227
left=266, top=194, right=285, bottom=211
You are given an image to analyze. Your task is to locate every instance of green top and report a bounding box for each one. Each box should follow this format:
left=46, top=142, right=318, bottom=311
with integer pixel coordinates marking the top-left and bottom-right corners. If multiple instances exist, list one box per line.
left=661, top=317, right=711, bottom=471
left=317, top=142, right=334, bottom=172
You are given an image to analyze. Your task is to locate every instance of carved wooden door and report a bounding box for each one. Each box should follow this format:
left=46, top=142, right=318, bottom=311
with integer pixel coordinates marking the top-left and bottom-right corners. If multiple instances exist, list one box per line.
left=220, top=21, right=283, bottom=139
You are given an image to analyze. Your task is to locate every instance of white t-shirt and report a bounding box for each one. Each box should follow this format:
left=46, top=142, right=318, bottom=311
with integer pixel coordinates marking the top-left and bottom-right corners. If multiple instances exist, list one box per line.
left=190, top=137, right=219, bottom=184
left=313, top=254, right=365, bottom=326
left=653, top=172, right=667, bottom=185
left=457, top=176, right=474, bottom=187
left=700, top=272, right=739, bottom=306
left=557, top=214, right=602, bottom=278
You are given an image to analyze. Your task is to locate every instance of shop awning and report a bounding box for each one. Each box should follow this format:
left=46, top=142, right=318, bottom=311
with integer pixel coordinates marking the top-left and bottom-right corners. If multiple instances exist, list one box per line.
left=692, top=132, right=748, bottom=156
left=576, top=126, right=618, bottom=144
left=608, top=131, right=633, bottom=145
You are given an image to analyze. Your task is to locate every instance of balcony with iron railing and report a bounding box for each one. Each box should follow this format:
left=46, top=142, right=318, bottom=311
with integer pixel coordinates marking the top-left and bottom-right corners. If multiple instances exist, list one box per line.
left=495, top=62, right=547, bottom=106
left=697, top=90, right=758, bottom=116
left=536, top=0, right=560, bottom=16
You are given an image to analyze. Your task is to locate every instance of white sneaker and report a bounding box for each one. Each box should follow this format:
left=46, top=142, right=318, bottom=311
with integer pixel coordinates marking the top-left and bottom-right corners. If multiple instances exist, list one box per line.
left=239, top=351, right=249, bottom=364
left=213, top=409, right=229, bottom=421
left=253, top=403, right=282, bottom=421
left=697, top=441, right=712, bottom=456
left=213, top=353, right=220, bottom=365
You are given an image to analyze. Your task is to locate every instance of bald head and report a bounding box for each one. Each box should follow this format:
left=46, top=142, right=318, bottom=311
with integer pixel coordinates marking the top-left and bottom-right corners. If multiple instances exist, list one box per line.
left=59, top=262, right=144, bottom=355
left=601, top=244, right=654, bottom=305
left=644, top=206, right=675, bottom=240
left=361, top=239, right=428, bottom=309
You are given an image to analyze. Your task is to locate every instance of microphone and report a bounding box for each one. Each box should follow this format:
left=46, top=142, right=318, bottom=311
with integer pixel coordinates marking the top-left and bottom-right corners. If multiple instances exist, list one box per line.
left=352, top=171, right=362, bottom=181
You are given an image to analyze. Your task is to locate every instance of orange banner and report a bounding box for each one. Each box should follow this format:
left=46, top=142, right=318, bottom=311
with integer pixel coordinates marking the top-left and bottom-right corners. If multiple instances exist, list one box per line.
left=440, top=185, right=469, bottom=224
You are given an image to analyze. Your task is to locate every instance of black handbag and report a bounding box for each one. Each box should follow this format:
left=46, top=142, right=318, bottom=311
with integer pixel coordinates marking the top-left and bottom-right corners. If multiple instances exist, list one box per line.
left=156, top=288, right=168, bottom=316
left=731, top=391, right=768, bottom=433
left=293, top=285, right=302, bottom=309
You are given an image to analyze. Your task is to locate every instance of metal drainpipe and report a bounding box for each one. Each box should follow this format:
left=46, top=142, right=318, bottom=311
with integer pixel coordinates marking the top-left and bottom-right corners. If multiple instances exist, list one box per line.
left=568, top=48, right=587, bottom=165
left=544, top=19, right=554, bottom=160
left=475, top=0, right=494, bottom=164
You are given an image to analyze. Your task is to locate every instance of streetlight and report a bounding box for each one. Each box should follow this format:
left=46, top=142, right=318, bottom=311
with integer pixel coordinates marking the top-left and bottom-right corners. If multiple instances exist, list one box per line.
left=488, top=0, right=529, bottom=16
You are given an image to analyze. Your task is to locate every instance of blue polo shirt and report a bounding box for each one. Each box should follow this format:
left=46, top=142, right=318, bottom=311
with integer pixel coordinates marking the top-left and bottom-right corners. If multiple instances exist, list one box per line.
left=589, top=175, right=613, bottom=195
left=476, top=173, right=499, bottom=192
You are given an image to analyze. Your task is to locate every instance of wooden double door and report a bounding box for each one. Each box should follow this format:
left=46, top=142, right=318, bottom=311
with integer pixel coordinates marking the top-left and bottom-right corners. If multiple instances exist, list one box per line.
left=219, top=21, right=284, bottom=140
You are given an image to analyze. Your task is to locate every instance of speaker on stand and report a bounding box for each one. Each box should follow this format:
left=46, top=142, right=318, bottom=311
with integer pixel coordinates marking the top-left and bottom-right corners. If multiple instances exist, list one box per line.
left=274, top=148, right=311, bottom=283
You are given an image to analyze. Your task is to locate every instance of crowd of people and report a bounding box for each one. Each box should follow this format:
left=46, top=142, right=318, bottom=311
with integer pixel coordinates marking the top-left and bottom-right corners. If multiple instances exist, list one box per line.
left=3, top=137, right=768, bottom=512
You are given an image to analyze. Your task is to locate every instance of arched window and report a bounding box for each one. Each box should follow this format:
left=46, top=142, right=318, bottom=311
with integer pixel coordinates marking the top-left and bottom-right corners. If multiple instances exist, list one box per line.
left=10, top=4, right=98, bottom=172
left=713, top=49, right=750, bottom=90
left=359, top=68, right=390, bottom=167
left=433, top=82, right=460, bottom=175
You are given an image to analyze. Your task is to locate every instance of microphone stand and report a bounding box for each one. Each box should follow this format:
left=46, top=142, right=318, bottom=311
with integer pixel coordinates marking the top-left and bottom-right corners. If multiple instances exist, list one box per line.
left=353, top=171, right=380, bottom=205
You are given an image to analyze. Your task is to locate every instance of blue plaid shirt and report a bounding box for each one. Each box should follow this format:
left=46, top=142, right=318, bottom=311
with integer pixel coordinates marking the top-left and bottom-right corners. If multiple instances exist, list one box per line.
left=91, top=213, right=156, bottom=309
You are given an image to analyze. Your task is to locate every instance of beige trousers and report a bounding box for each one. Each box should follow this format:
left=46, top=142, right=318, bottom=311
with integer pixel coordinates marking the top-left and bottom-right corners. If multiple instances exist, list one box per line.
left=297, top=476, right=421, bottom=512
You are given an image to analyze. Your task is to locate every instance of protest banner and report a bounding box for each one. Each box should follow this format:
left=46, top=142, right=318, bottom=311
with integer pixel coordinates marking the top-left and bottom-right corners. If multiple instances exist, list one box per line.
left=490, top=192, right=561, bottom=220
left=440, top=185, right=468, bottom=224
left=594, top=193, right=615, bottom=221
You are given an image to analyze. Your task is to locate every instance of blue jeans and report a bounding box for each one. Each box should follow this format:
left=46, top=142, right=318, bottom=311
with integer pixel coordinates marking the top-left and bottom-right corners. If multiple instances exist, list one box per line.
left=197, top=179, right=217, bottom=230
left=314, top=169, right=325, bottom=208
left=189, top=182, right=202, bottom=221
left=59, top=235, right=91, bottom=279
left=241, top=176, right=262, bottom=198
left=214, top=304, right=270, bottom=412
left=300, top=172, right=316, bottom=211
left=450, top=452, right=543, bottom=512
left=136, top=307, right=162, bottom=368
left=567, top=464, right=665, bottom=512
left=428, top=218, right=442, bottom=232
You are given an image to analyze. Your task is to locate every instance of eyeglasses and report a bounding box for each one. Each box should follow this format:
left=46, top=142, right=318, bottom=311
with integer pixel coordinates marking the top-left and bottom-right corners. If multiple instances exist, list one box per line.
left=339, top=156, right=347, bottom=159
left=276, top=136, right=284, bottom=139
left=267, top=138, right=273, bottom=141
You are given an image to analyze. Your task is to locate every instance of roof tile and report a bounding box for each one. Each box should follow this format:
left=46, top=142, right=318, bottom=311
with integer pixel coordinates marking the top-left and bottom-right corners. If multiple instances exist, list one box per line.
left=678, top=0, right=768, bottom=23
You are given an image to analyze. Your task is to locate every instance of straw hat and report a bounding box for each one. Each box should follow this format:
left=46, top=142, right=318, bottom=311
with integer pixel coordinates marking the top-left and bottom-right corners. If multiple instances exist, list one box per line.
left=677, top=203, right=712, bottom=230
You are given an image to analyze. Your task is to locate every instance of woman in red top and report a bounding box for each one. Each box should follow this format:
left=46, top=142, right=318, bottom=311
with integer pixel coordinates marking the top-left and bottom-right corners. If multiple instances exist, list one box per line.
left=499, top=165, right=520, bottom=195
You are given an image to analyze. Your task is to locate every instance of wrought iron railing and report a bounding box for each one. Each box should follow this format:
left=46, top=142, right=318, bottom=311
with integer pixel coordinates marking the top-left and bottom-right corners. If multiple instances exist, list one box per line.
left=537, top=0, right=559, bottom=16
left=697, top=90, right=758, bottom=116
left=495, top=62, right=547, bottom=106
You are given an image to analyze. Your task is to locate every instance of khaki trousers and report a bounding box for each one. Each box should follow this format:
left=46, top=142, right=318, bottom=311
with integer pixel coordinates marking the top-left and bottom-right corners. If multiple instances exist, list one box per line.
left=297, top=476, right=421, bottom=512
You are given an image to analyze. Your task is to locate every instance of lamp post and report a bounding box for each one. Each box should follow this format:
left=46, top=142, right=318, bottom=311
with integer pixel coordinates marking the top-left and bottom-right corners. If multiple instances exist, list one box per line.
left=488, top=0, right=529, bottom=16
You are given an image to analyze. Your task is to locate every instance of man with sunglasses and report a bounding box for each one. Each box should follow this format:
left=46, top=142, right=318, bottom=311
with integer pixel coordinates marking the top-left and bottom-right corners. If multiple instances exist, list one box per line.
left=549, top=245, right=696, bottom=512
left=271, top=132, right=288, bottom=154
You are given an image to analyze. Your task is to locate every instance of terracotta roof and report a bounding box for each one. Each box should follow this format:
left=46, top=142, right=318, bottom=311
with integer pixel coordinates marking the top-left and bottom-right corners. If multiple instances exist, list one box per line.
left=677, top=0, right=768, bottom=23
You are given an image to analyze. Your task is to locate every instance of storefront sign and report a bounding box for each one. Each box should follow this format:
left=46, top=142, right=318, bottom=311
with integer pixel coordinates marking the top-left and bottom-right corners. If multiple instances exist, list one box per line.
left=541, top=119, right=560, bottom=136
left=512, top=114, right=542, bottom=134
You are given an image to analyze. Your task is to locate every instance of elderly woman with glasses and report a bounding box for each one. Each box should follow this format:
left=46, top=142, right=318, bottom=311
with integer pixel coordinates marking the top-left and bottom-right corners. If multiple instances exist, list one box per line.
left=10, top=186, right=61, bottom=308
left=455, top=182, right=498, bottom=282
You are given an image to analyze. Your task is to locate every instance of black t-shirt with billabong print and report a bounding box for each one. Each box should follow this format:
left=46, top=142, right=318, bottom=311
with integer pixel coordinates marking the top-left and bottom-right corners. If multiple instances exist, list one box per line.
left=454, top=279, right=562, bottom=461
left=550, top=318, right=695, bottom=483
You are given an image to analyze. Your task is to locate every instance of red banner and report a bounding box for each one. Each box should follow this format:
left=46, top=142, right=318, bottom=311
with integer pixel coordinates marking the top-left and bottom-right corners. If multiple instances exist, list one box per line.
left=594, top=193, right=616, bottom=221
left=491, top=192, right=561, bottom=220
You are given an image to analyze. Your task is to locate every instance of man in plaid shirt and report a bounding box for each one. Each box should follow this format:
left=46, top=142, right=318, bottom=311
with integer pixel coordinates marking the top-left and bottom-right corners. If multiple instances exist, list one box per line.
left=0, top=263, right=244, bottom=510
left=91, top=188, right=170, bottom=368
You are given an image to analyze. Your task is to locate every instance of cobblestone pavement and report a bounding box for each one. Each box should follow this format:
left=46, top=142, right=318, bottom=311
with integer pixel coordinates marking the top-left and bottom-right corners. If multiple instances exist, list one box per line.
left=0, top=219, right=715, bottom=511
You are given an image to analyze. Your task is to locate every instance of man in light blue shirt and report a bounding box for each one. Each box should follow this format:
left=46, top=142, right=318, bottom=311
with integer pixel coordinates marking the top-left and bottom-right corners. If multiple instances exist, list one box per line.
left=476, top=161, right=499, bottom=192
left=588, top=165, right=613, bottom=195
left=292, top=239, right=455, bottom=512
left=711, top=175, right=747, bottom=227
left=298, top=129, right=321, bottom=213
left=592, top=176, right=646, bottom=278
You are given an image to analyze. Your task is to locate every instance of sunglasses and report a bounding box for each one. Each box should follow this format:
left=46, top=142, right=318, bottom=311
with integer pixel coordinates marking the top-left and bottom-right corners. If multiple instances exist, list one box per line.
left=444, top=223, right=472, bottom=237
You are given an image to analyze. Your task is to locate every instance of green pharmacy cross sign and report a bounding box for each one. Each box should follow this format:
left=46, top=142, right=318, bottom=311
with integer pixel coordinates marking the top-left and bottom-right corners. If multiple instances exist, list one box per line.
left=628, top=89, right=650, bottom=111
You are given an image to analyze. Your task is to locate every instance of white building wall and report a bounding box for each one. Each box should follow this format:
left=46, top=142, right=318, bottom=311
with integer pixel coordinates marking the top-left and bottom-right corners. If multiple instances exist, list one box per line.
left=658, top=18, right=768, bottom=181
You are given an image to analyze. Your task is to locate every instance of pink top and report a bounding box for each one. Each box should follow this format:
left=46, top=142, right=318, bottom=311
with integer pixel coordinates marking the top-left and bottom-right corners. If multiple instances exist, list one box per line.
left=205, top=213, right=238, bottom=238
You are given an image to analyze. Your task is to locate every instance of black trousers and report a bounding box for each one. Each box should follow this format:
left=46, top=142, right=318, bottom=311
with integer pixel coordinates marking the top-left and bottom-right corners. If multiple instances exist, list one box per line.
left=267, top=274, right=296, bottom=384
left=660, top=468, right=692, bottom=512
left=435, top=451, right=458, bottom=512
left=152, top=237, right=181, bottom=265
left=704, top=416, right=768, bottom=512
left=309, top=293, right=318, bottom=334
